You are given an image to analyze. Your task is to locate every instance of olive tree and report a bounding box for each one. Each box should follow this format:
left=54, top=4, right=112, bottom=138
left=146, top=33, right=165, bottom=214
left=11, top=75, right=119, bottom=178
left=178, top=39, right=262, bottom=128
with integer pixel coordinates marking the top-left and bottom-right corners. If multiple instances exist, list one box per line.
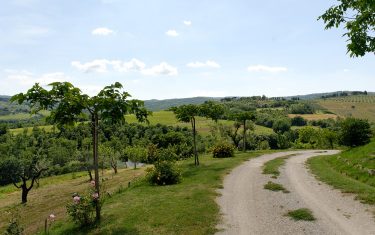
left=173, top=104, right=201, bottom=166
left=11, top=82, right=149, bottom=220
left=230, top=112, right=256, bottom=151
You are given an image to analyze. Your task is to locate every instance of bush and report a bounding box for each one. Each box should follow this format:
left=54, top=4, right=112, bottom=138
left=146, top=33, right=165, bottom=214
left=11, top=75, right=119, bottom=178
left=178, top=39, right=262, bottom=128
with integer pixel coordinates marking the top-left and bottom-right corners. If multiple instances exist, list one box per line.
left=339, top=118, right=372, bottom=147
left=212, top=142, right=235, bottom=158
left=291, top=116, right=307, bottom=126
left=272, top=119, right=291, bottom=134
left=146, top=161, right=181, bottom=185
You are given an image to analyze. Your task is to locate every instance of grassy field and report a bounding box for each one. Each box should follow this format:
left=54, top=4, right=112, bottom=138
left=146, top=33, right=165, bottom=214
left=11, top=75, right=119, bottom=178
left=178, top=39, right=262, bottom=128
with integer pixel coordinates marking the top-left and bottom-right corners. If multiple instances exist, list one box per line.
left=316, top=96, right=375, bottom=122
left=9, top=111, right=275, bottom=136
left=307, top=139, right=375, bottom=205
left=0, top=151, right=267, bottom=234
left=0, top=111, right=49, bottom=121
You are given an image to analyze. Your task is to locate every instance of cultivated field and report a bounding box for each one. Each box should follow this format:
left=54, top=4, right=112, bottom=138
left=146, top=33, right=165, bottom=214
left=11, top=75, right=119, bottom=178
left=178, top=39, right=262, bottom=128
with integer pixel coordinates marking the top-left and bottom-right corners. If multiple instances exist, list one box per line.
left=316, top=95, right=375, bottom=122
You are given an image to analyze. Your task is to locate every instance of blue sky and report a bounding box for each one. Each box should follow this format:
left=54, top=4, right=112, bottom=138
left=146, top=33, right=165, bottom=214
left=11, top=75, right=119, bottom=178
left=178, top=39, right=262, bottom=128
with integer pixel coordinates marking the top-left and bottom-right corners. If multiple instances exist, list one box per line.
left=0, top=0, right=374, bottom=100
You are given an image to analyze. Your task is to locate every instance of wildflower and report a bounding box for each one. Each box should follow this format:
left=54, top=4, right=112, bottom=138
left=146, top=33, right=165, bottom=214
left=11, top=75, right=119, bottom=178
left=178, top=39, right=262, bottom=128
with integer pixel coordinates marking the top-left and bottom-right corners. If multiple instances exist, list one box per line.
left=49, top=214, right=56, bottom=221
left=92, top=192, right=99, bottom=200
left=90, top=180, right=95, bottom=187
left=73, top=196, right=81, bottom=203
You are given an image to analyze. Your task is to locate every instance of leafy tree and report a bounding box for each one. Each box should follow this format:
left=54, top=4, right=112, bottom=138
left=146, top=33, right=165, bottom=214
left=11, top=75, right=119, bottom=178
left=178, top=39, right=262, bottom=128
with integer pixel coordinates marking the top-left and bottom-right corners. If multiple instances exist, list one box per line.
left=200, top=101, right=225, bottom=123
left=291, top=116, right=307, bottom=126
left=220, top=122, right=242, bottom=149
left=124, top=146, right=147, bottom=169
left=173, top=104, right=201, bottom=165
left=11, top=82, right=149, bottom=220
left=0, top=149, right=48, bottom=203
left=319, top=0, right=375, bottom=57
left=231, top=112, right=255, bottom=151
left=339, top=118, right=372, bottom=146
left=272, top=119, right=291, bottom=134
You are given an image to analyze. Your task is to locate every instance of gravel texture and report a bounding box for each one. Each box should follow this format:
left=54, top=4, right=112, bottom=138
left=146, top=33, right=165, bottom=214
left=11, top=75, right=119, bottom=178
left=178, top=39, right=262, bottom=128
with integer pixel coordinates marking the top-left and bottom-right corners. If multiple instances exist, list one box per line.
left=216, top=151, right=375, bottom=235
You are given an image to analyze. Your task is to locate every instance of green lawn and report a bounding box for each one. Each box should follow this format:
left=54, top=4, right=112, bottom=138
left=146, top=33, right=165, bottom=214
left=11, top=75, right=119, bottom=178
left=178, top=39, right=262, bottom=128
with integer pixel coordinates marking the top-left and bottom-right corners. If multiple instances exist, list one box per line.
left=307, top=140, right=375, bottom=205
left=3, top=151, right=268, bottom=235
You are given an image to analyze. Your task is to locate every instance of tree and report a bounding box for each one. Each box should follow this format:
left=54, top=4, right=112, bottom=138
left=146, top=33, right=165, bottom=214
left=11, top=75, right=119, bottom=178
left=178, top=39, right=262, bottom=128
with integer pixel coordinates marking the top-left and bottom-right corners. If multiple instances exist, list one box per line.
left=231, top=112, right=255, bottom=151
left=173, top=104, right=201, bottom=165
left=124, top=146, right=147, bottom=169
left=200, top=101, right=225, bottom=123
left=319, top=1, right=375, bottom=57
left=220, top=122, right=242, bottom=149
left=0, top=149, right=48, bottom=203
left=272, top=119, right=291, bottom=134
left=11, top=82, right=149, bottom=220
left=339, top=118, right=372, bottom=146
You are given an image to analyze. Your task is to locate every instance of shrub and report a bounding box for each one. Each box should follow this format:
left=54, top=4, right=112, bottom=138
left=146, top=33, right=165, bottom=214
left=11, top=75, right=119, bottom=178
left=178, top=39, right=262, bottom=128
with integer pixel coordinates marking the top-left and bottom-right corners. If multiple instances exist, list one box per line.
left=339, top=118, right=372, bottom=147
left=212, top=142, right=235, bottom=158
left=291, top=116, right=307, bottom=126
left=66, top=182, right=102, bottom=227
left=272, top=119, right=291, bottom=134
left=146, top=161, right=181, bottom=185
left=4, top=210, right=23, bottom=235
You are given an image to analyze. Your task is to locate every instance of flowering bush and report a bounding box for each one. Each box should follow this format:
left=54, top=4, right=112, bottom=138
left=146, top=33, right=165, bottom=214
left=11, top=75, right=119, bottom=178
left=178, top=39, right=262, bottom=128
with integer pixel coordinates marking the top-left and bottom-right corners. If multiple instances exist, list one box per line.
left=212, top=142, right=235, bottom=158
left=146, top=160, right=181, bottom=185
left=66, top=182, right=102, bottom=227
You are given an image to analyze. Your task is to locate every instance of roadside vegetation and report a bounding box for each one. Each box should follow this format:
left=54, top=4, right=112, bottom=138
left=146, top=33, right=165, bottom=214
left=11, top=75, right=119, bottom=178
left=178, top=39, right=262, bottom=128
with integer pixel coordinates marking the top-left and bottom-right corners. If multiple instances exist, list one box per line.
left=285, top=208, right=315, bottom=221
left=308, top=139, right=375, bottom=205
left=262, top=155, right=295, bottom=178
left=263, top=181, right=289, bottom=193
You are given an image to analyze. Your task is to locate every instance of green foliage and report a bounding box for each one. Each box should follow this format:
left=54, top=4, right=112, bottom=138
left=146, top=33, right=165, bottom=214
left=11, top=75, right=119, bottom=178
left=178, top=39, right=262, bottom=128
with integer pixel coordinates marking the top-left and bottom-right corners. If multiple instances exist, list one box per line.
left=319, top=0, right=375, bottom=57
left=146, top=161, right=181, bottom=185
left=285, top=208, right=315, bottom=221
left=272, top=119, right=291, bottom=134
left=291, top=116, right=307, bottom=126
left=289, top=103, right=315, bottom=114
left=339, top=118, right=372, bottom=147
left=66, top=193, right=96, bottom=227
left=4, top=210, right=23, bottom=235
left=212, top=142, right=235, bottom=158
left=200, top=101, right=225, bottom=122
left=123, top=146, right=147, bottom=168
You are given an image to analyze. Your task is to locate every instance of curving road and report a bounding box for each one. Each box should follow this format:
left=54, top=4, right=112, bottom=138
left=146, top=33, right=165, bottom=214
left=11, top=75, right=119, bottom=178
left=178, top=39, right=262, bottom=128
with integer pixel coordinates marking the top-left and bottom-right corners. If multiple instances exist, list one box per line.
left=216, top=151, right=375, bottom=235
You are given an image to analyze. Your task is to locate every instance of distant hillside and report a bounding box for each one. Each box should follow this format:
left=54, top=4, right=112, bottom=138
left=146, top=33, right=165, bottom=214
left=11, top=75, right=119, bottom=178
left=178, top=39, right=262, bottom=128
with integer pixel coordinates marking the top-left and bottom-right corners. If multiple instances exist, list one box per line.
left=283, top=91, right=375, bottom=100
left=144, top=97, right=221, bottom=111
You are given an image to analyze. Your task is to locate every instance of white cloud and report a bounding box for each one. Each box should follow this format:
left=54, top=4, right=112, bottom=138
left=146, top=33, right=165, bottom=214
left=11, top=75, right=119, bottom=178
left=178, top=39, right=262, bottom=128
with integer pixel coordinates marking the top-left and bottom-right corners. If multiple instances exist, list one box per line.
left=71, top=59, right=178, bottom=76
left=5, top=70, right=70, bottom=87
left=142, top=62, right=178, bottom=76
left=187, top=60, right=220, bottom=69
left=247, top=65, right=288, bottom=73
left=112, top=58, right=146, bottom=72
left=183, top=20, right=192, bottom=26
left=71, top=60, right=110, bottom=73
left=92, top=27, right=114, bottom=36
left=166, top=30, right=179, bottom=37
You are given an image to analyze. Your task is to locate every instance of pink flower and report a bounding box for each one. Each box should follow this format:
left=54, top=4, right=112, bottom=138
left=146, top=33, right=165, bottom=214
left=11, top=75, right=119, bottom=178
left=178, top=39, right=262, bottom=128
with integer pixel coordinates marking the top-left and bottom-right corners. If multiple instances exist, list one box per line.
left=73, top=196, right=81, bottom=203
left=92, top=193, right=99, bottom=200
left=90, top=180, right=95, bottom=187
left=49, top=214, right=56, bottom=221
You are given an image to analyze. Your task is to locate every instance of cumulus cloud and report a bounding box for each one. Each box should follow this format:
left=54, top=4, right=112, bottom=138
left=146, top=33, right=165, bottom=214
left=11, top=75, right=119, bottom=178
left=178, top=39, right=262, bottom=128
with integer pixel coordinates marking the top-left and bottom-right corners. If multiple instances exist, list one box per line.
left=142, top=62, right=178, bottom=76
left=247, top=65, right=288, bottom=73
left=71, top=60, right=110, bottom=73
left=187, top=60, right=220, bottom=69
left=5, top=70, right=69, bottom=87
left=166, top=30, right=179, bottom=37
left=183, top=20, right=192, bottom=26
left=71, top=59, right=178, bottom=76
left=92, top=27, right=114, bottom=36
left=112, top=58, right=146, bottom=72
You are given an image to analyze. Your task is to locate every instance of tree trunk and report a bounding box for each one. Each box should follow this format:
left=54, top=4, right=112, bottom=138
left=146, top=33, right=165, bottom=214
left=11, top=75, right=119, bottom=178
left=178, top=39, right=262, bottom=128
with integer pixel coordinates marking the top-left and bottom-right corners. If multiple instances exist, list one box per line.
left=92, top=114, right=100, bottom=221
left=88, top=169, right=93, bottom=181
left=243, top=120, right=246, bottom=152
left=192, top=118, right=199, bottom=166
left=21, top=184, right=29, bottom=204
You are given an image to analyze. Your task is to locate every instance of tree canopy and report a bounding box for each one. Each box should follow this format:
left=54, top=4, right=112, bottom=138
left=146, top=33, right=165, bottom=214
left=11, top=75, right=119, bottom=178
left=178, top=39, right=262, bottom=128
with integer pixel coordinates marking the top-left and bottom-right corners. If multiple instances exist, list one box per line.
left=319, top=0, right=375, bottom=57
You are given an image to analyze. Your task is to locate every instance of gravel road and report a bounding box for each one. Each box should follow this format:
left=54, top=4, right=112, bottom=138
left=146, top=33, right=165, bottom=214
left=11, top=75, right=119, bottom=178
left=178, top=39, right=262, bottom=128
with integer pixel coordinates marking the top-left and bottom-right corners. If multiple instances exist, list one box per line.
left=216, top=151, right=375, bottom=235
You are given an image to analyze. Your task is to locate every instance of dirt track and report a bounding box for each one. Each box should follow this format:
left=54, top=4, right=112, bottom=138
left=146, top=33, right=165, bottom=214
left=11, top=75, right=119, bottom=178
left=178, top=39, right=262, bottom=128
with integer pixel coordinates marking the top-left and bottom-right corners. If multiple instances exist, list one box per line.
left=216, top=151, right=375, bottom=235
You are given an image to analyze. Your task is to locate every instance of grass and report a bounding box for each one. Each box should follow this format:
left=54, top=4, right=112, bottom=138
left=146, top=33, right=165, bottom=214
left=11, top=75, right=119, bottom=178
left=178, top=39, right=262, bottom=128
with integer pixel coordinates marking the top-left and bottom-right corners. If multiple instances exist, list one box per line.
left=0, top=151, right=269, bottom=234
left=285, top=208, right=315, bottom=221
left=262, top=154, right=296, bottom=178
left=264, top=181, right=289, bottom=193
left=316, top=97, right=375, bottom=122
left=307, top=139, right=375, bottom=205
left=0, top=168, right=145, bottom=234
left=9, top=111, right=275, bottom=136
